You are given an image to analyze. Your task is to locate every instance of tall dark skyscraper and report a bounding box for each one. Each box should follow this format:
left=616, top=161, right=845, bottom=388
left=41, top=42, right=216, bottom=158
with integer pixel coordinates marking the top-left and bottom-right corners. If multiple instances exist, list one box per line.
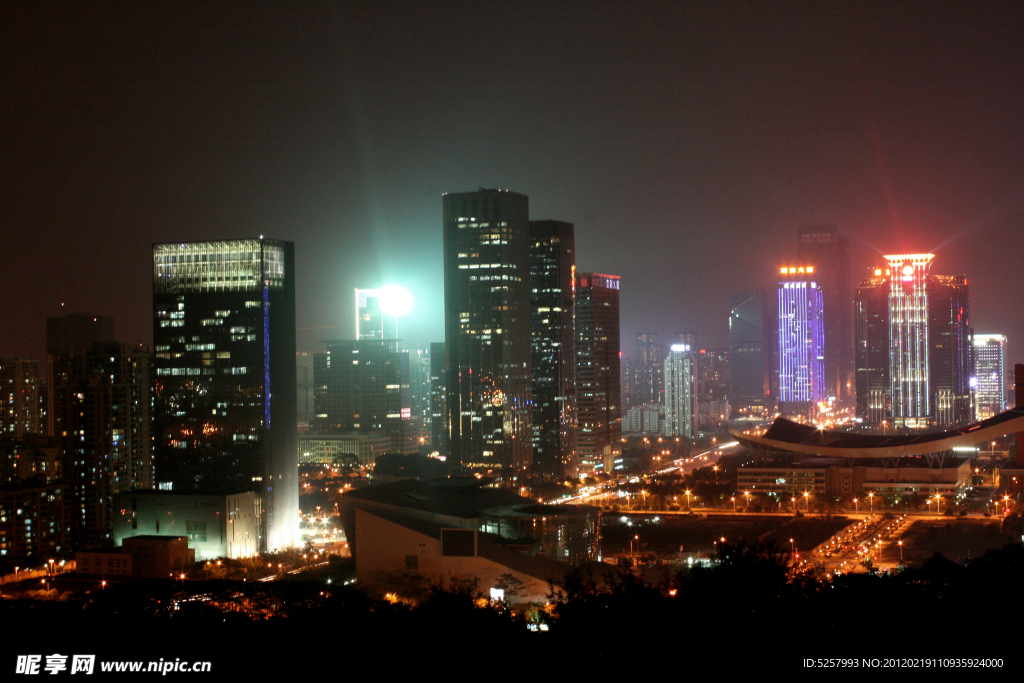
left=46, top=313, right=114, bottom=357
left=50, top=341, right=151, bottom=548
left=797, top=227, right=852, bottom=404
left=529, top=220, right=577, bottom=482
left=46, top=312, right=115, bottom=436
left=575, top=272, right=621, bottom=475
left=729, top=290, right=772, bottom=415
left=152, top=239, right=298, bottom=551
left=443, top=190, right=532, bottom=482
left=854, top=270, right=891, bottom=423
left=854, top=254, right=970, bottom=427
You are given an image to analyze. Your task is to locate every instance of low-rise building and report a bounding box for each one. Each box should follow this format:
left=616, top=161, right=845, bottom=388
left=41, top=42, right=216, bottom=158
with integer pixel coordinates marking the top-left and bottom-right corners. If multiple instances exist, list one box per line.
left=341, top=478, right=600, bottom=601
left=113, top=491, right=260, bottom=560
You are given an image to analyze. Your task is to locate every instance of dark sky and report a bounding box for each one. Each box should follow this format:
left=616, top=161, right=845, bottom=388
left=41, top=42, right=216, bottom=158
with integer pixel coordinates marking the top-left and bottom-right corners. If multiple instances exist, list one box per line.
left=3, top=1, right=1023, bottom=366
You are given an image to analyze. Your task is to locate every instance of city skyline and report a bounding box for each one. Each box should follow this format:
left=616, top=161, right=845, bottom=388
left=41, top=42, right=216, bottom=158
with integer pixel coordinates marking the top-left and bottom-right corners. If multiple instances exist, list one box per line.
left=2, top=3, right=1023, bottom=370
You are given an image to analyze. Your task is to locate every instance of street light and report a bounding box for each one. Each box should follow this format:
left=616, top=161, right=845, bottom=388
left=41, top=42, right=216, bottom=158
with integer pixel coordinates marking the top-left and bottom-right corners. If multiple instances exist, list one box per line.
left=804, top=491, right=810, bottom=512
left=685, top=490, right=691, bottom=510
left=731, top=496, right=736, bottom=512
left=868, top=492, right=874, bottom=513
left=853, top=498, right=858, bottom=513
left=898, top=540, right=903, bottom=563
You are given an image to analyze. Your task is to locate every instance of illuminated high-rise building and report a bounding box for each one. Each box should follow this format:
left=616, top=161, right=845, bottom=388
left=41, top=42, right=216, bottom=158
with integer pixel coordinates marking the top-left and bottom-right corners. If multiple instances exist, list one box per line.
left=315, top=339, right=406, bottom=452
left=663, top=344, right=696, bottom=438
left=575, top=273, right=621, bottom=474
left=0, top=358, right=44, bottom=438
left=50, top=341, right=151, bottom=548
left=972, top=334, right=1007, bottom=420
left=854, top=254, right=970, bottom=427
left=152, top=239, right=298, bottom=551
left=429, top=342, right=447, bottom=454
left=529, top=220, right=577, bottom=482
left=442, top=190, right=532, bottom=482
left=777, top=265, right=825, bottom=418
left=797, top=227, right=852, bottom=403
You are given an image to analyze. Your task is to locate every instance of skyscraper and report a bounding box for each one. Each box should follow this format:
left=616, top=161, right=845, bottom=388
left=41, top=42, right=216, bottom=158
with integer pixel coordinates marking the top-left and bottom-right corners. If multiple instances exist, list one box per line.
left=152, top=239, right=298, bottom=551
left=50, top=342, right=151, bottom=548
left=973, top=334, right=1007, bottom=420
left=663, top=344, right=696, bottom=438
left=442, top=190, right=532, bottom=482
left=575, top=272, right=621, bottom=475
left=853, top=254, right=970, bottom=427
left=777, top=265, right=825, bottom=417
left=797, top=227, right=852, bottom=403
left=729, top=290, right=771, bottom=415
left=529, top=220, right=577, bottom=482
left=854, top=271, right=890, bottom=423
left=46, top=312, right=115, bottom=436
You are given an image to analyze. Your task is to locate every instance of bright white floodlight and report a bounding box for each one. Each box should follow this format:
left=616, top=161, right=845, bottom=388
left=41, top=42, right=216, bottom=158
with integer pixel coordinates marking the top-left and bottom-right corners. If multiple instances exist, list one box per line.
left=378, top=285, right=413, bottom=318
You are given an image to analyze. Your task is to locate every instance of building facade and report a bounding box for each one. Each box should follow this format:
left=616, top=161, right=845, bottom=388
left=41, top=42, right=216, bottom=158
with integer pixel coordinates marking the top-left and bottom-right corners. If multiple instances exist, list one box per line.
left=50, top=342, right=152, bottom=548
left=314, top=339, right=406, bottom=454
left=973, top=334, right=1007, bottom=420
left=0, top=358, right=44, bottom=438
left=442, top=190, right=532, bottom=482
left=529, top=220, right=577, bottom=482
left=663, top=344, right=697, bottom=438
left=575, top=273, right=621, bottom=474
left=152, top=239, right=298, bottom=551
left=797, top=227, right=852, bottom=404
left=777, top=266, right=825, bottom=418
left=729, top=290, right=772, bottom=415
left=429, top=342, right=447, bottom=454
left=854, top=254, right=971, bottom=427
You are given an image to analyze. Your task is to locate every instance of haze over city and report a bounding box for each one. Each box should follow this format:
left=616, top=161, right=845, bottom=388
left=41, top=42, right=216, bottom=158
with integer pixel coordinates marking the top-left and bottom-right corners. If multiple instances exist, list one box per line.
left=3, top=1, right=1023, bottom=365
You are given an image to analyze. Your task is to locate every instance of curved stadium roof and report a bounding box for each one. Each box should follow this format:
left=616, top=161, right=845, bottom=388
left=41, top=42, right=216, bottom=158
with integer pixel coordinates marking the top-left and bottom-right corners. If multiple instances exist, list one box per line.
left=728, top=409, right=1024, bottom=459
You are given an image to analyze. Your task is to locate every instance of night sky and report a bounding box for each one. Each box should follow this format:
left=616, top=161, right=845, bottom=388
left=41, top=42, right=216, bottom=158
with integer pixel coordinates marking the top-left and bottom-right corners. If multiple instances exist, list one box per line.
left=4, top=2, right=1023, bottom=366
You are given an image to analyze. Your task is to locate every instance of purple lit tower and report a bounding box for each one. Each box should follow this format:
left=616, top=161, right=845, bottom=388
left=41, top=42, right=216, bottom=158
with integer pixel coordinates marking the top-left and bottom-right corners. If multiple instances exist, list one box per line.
left=777, top=265, right=825, bottom=418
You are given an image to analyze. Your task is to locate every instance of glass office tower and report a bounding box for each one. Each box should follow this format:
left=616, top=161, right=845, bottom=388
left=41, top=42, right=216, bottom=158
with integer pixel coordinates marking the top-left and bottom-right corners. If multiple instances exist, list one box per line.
left=442, top=190, right=532, bottom=482
left=152, top=239, right=298, bottom=551
left=575, top=273, right=621, bottom=475
left=973, top=334, right=1007, bottom=420
left=529, top=220, right=577, bottom=482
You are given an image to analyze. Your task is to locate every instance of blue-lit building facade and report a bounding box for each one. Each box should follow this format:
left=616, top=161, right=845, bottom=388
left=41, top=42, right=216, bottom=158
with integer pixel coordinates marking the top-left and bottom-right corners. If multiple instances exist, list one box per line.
left=152, top=239, right=298, bottom=552
left=777, top=266, right=825, bottom=418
